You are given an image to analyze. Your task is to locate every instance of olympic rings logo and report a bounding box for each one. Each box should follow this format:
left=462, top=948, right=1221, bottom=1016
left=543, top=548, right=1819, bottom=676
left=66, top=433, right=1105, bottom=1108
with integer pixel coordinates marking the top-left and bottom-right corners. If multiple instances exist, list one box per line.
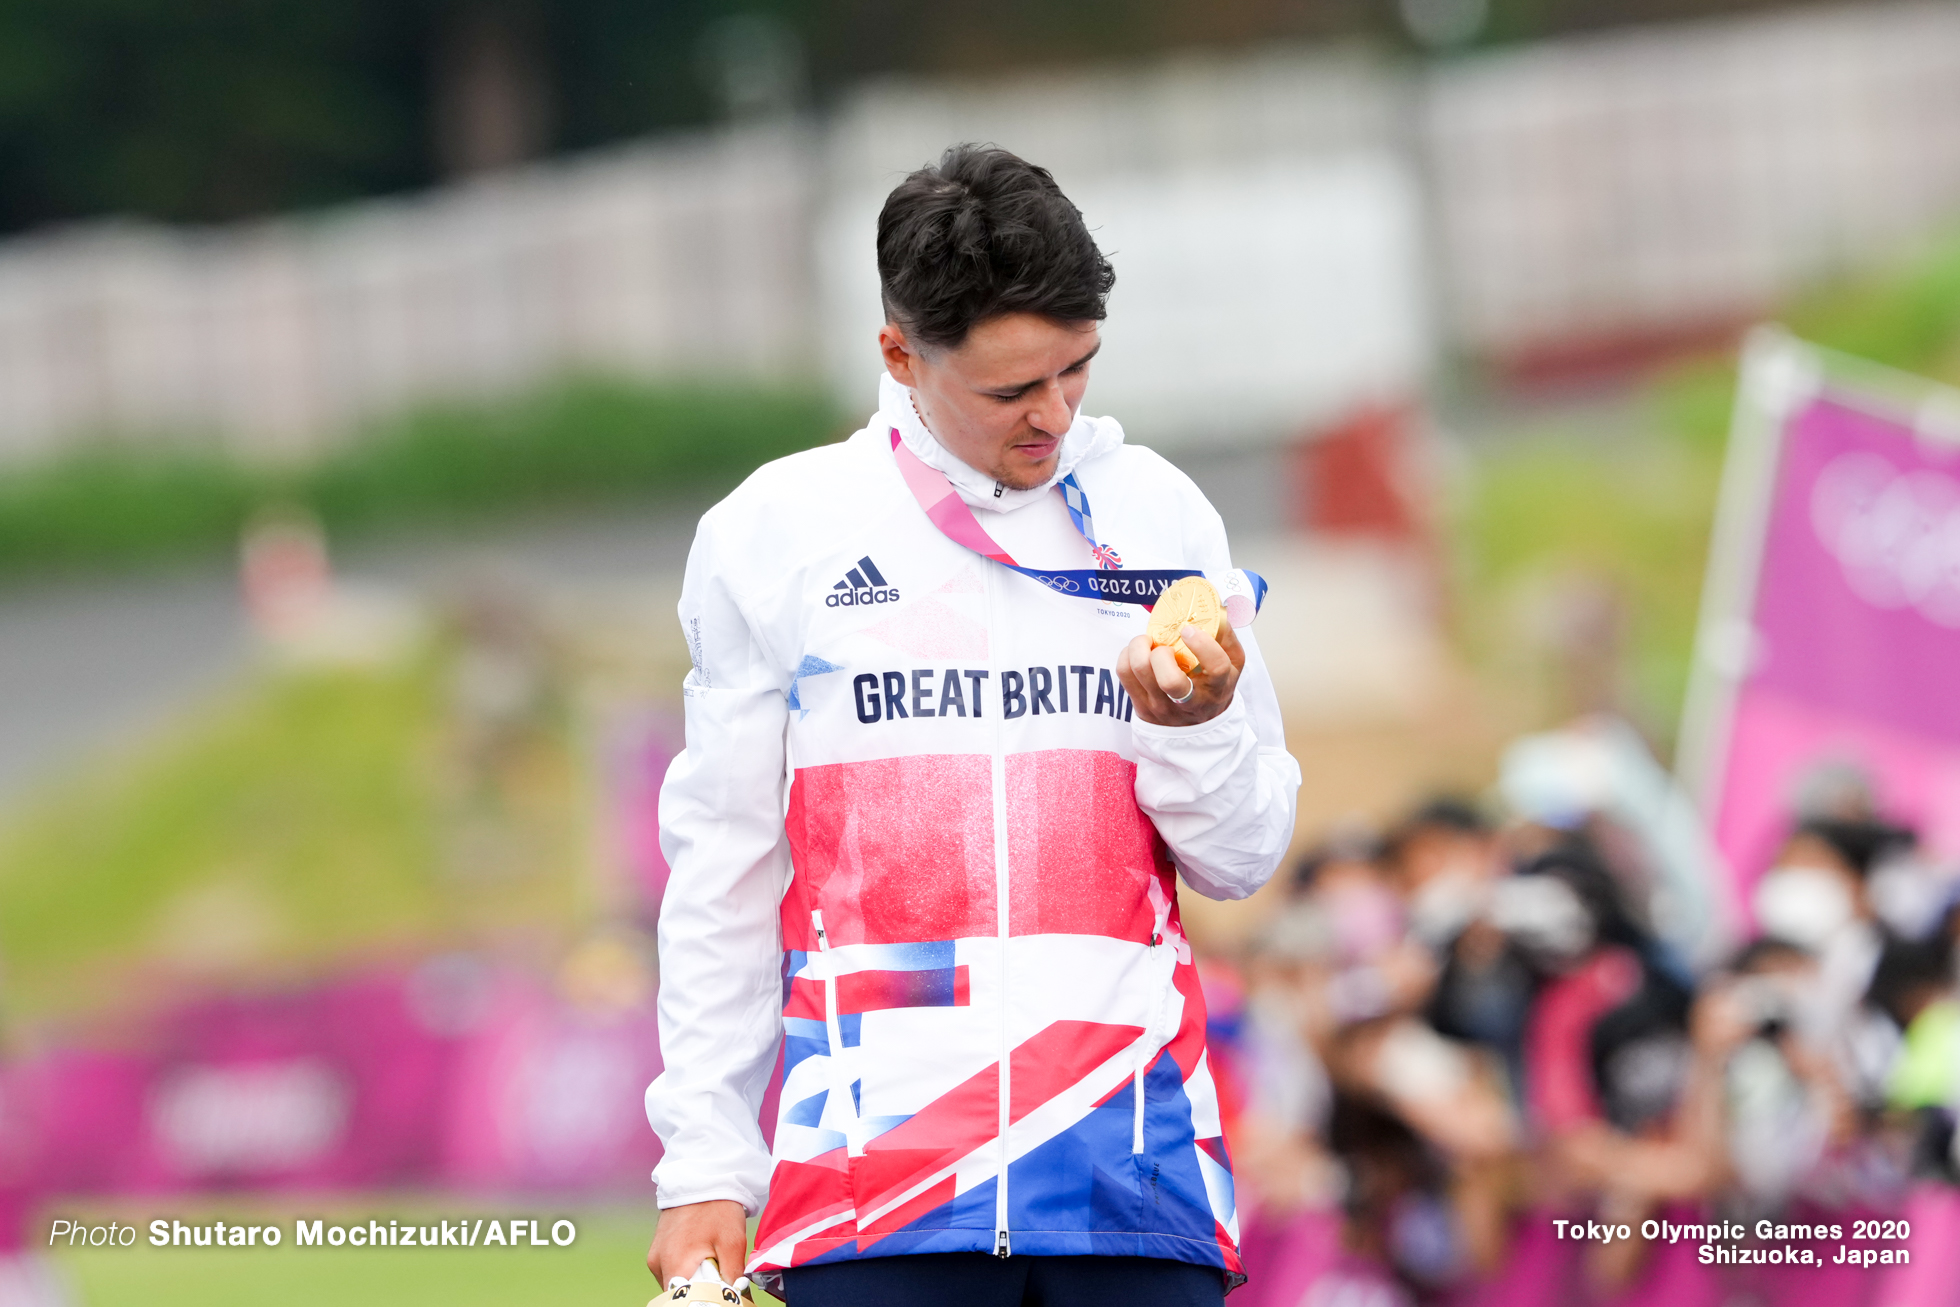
left=1032, top=574, right=1082, bottom=593
left=1811, top=451, right=1960, bottom=628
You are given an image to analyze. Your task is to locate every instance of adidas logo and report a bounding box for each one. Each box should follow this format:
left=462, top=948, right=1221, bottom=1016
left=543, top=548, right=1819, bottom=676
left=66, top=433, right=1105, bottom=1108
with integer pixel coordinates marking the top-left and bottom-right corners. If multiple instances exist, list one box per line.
left=825, top=556, right=900, bottom=607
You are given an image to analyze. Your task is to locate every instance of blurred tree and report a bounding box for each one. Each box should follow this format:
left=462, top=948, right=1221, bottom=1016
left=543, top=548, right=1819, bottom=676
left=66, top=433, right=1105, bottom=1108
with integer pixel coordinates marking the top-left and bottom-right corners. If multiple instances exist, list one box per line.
left=0, top=0, right=1872, bottom=235
left=0, top=0, right=434, bottom=230
left=540, top=0, right=750, bottom=151
left=431, top=2, right=552, bottom=174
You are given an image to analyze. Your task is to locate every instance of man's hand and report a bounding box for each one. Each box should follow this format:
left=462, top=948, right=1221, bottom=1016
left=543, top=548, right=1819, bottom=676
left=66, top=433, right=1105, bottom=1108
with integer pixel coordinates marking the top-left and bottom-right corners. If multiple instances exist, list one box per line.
left=647, top=1200, right=748, bottom=1291
left=1118, top=621, right=1243, bottom=726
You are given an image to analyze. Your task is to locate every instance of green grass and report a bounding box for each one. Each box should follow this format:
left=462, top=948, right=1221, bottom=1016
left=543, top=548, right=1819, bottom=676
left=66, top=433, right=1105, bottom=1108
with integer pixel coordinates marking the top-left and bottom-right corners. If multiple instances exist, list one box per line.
left=0, top=452, right=262, bottom=573
left=1451, top=223, right=1960, bottom=742
left=1452, top=386, right=1726, bottom=738
left=54, top=1216, right=650, bottom=1307
left=0, top=375, right=841, bottom=576
left=1785, top=232, right=1960, bottom=384
left=0, top=656, right=587, bottom=1019
left=46, top=1203, right=785, bottom=1307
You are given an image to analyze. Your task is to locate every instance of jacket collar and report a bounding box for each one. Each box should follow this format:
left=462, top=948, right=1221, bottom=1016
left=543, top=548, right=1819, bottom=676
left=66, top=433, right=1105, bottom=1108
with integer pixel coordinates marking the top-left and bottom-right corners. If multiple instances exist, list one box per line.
left=876, top=371, right=1123, bottom=515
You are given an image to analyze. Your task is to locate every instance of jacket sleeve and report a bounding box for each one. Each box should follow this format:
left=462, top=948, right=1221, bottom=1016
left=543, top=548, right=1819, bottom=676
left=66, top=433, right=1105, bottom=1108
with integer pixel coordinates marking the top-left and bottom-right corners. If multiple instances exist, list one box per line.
left=645, top=507, right=793, bottom=1213
left=1130, top=502, right=1300, bottom=901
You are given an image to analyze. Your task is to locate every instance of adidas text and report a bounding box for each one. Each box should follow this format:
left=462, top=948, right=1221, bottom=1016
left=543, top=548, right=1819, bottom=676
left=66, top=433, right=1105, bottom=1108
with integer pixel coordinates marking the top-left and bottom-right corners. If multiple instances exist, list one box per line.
left=826, top=587, right=900, bottom=607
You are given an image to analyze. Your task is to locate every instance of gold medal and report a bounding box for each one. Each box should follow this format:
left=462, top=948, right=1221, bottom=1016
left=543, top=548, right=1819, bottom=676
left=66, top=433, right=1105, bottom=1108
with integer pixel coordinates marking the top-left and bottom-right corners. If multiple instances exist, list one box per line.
left=1146, top=577, right=1224, bottom=672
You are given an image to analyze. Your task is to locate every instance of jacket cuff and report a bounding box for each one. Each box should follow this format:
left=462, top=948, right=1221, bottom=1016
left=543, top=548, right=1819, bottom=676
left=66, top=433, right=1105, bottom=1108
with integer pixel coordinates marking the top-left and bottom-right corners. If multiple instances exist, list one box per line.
left=1129, top=691, right=1251, bottom=746
left=654, top=1180, right=761, bottom=1215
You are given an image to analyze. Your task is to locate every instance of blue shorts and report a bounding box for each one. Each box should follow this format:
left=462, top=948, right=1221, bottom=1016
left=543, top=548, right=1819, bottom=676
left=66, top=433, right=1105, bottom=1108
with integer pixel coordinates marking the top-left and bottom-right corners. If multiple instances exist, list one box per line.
left=779, top=1253, right=1227, bottom=1306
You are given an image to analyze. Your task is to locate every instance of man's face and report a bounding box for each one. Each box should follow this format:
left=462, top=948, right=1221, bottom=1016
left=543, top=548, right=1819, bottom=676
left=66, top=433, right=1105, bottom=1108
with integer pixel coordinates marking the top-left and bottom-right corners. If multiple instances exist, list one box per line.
left=880, top=312, right=1100, bottom=490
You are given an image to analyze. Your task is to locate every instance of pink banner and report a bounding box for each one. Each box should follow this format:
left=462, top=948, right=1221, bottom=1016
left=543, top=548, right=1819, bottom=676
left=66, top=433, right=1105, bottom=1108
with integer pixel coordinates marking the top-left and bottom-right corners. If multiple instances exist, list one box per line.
left=607, top=708, right=683, bottom=913
left=1708, top=387, right=1960, bottom=899
left=10, top=960, right=663, bottom=1204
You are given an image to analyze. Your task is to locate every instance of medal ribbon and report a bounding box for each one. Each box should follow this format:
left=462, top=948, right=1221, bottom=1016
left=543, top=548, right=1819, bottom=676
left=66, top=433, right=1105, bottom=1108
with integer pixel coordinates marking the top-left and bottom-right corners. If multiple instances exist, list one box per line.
left=889, top=427, right=1266, bottom=616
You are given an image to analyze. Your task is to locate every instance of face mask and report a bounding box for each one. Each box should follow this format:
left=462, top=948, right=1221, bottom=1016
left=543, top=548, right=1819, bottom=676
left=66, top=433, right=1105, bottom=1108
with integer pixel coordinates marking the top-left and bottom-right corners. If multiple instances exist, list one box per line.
left=1408, top=869, right=1487, bottom=950
left=1257, top=901, right=1335, bottom=964
left=1752, top=866, right=1855, bottom=950
left=1866, top=858, right=1950, bottom=940
left=1488, top=875, right=1594, bottom=964
left=1319, top=882, right=1404, bottom=964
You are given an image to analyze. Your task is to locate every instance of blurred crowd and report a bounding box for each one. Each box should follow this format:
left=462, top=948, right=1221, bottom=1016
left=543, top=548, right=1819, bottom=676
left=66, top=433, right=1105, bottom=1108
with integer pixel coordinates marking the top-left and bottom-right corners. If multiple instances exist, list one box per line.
left=1213, top=718, right=1960, bottom=1306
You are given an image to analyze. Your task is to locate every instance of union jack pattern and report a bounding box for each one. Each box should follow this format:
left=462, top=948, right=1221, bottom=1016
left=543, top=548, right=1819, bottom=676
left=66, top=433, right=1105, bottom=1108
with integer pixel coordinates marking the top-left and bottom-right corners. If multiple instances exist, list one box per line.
left=746, top=749, right=1244, bottom=1291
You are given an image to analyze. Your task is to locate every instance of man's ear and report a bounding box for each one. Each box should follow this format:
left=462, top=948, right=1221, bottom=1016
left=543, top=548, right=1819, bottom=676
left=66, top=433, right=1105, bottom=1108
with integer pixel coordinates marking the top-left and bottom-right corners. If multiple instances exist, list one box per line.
left=879, top=324, right=921, bottom=388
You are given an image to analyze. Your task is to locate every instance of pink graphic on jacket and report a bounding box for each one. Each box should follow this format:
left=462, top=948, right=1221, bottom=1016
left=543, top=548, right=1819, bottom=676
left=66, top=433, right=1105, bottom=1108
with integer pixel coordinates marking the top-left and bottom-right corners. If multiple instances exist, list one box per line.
left=1006, top=749, right=1175, bottom=942
left=862, top=598, right=990, bottom=661
left=934, top=568, right=986, bottom=596
left=782, top=755, right=997, bottom=950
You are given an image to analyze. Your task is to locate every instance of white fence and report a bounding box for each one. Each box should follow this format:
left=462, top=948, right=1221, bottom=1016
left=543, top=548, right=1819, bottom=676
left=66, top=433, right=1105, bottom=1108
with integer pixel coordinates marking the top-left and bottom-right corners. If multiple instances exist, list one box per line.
left=0, top=126, right=815, bottom=464
left=816, top=50, right=1431, bottom=449
left=1426, top=1, right=1960, bottom=361
left=3, top=1, right=1960, bottom=462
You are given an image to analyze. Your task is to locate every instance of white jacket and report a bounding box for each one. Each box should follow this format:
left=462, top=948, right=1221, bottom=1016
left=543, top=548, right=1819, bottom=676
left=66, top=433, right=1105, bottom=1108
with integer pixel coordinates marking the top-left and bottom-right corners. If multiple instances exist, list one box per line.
left=647, top=373, right=1299, bottom=1288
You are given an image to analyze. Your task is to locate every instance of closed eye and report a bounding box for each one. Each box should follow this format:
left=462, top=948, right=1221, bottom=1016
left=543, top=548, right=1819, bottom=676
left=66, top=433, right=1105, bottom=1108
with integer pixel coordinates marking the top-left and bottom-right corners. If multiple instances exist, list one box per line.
left=983, top=341, right=1100, bottom=403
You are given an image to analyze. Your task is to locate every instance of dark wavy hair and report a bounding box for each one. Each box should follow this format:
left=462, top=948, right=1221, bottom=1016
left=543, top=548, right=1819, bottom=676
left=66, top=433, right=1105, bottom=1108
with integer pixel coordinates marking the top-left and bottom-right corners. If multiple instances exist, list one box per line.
left=876, top=143, right=1115, bottom=352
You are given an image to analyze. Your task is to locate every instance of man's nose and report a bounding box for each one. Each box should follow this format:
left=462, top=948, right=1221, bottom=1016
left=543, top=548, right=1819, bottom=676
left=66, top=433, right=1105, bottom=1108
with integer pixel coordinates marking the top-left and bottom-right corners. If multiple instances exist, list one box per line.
left=1028, top=381, right=1072, bottom=435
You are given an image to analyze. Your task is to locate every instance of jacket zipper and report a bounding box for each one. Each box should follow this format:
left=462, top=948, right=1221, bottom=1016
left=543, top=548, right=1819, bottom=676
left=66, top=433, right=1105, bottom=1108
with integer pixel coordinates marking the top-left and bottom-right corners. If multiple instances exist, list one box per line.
left=985, top=561, right=1012, bottom=1258
left=812, top=910, right=849, bottom=1144
left=1135, top=916, right=1179, bottom=1154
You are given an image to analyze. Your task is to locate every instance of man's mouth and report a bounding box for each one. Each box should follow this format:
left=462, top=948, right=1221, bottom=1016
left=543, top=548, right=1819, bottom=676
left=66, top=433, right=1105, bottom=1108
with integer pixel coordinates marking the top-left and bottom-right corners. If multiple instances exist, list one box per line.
left=1011, top=436, right=1060, bottom=460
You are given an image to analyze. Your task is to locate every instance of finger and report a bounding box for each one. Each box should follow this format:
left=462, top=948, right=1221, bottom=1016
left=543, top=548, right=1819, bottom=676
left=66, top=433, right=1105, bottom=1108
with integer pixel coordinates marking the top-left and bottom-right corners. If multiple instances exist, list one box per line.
left=658, top=1243, right=697, bottom=1286
left=1116, top=637, right=1150, bottom=699
left=1118, top=636, right=1167, bottom=710
left=1149, top=643, right=1194, bottom=699
left=1215, top=619, right=1246, bottom=671
left=1180, top=624, right=1234, bottom=681
left=716, top=1231, right=749, bottom=1288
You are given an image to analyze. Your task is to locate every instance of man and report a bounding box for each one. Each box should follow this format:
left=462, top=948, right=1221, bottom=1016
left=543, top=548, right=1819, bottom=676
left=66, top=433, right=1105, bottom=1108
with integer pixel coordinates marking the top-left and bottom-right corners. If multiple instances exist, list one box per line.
left=646, top=144, right=1300, bottom=1305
